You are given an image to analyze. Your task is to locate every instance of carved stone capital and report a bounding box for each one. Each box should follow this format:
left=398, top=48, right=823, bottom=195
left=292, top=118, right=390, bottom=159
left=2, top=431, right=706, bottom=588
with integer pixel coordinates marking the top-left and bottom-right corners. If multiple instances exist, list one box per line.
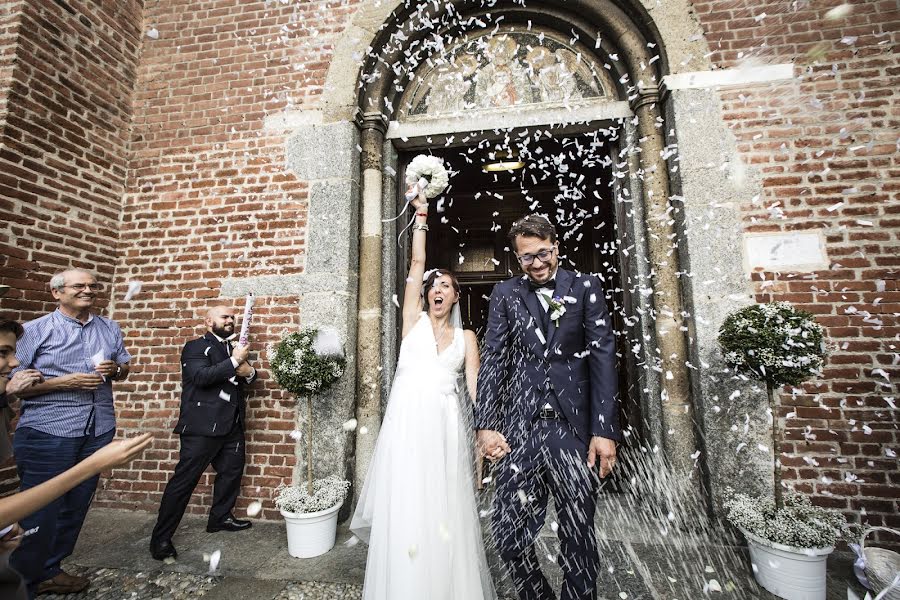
left=354, top=109, right=389, bottom=135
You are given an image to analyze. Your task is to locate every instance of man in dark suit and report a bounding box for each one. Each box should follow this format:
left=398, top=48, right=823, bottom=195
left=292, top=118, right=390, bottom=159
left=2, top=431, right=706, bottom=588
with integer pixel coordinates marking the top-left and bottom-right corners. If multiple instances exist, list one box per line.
left=150, top=305, right=258, bottom=560
left=476, top=215, right=621, bottom=600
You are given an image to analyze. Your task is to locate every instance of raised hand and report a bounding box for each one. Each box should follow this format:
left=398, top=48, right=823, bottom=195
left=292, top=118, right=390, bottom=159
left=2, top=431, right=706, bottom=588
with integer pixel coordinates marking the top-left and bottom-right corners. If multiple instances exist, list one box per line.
left=407, top=183, right=427, bottom=210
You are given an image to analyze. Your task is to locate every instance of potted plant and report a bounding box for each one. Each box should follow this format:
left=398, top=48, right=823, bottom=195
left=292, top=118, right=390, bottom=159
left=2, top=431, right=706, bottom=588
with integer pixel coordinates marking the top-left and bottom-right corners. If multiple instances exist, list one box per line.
left=268, top=327, right=350, bottom=558
left=718, top=302, right=848, bottom=600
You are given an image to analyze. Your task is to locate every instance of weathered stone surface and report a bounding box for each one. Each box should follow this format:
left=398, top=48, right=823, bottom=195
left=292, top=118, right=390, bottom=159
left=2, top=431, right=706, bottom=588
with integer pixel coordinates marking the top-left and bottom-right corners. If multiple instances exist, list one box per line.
left=285, top=121, right=359, bottom=182
left=667, top=88, right=772, bottom=505
left=307, top=179, right=360, bottom=274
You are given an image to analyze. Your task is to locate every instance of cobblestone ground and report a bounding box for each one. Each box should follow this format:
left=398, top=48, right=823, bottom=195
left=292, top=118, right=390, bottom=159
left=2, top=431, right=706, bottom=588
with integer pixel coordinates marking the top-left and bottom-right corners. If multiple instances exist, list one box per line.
left=41, top=567, right=218, bottom=599
left=273, top=581, right=363, bottom=600
left=38, top=566, right=370, bottom=600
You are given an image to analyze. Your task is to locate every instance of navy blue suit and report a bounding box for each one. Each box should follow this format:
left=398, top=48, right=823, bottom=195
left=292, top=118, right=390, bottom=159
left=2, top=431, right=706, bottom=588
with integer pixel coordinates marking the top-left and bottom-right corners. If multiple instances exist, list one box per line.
left=476, top=267, right=621, bottom=600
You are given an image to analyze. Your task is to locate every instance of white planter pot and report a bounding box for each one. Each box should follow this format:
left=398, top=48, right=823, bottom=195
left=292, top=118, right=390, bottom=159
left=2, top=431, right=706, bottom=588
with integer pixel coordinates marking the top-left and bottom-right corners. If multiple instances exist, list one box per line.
left=739, top=527, right=834, bottom=600
left=280, top=502, right=342, bottom=558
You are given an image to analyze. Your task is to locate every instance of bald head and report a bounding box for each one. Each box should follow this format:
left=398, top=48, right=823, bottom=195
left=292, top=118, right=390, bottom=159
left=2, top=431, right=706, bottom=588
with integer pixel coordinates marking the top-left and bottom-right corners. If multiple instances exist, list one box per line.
left=205, top=305, right=236, bottom=338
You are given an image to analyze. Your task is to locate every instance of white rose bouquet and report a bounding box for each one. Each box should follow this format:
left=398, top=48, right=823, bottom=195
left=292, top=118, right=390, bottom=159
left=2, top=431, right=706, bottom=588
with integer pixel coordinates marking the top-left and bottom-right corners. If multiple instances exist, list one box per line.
left=405, top=154, right=449, bottom=199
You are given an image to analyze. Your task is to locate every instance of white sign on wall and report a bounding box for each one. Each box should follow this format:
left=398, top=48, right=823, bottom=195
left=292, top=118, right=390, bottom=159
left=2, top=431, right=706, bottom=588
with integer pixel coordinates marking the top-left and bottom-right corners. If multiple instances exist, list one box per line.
left=743, top=231, right=829, bottom=273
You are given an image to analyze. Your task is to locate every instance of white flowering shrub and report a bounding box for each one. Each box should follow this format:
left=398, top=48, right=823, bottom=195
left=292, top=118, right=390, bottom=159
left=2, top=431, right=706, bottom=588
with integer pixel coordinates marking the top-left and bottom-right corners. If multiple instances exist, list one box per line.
left=723, top=490, right=848, bottom=549
left=275, top=475, right=351, bottom=514
left=268, top=328, right=345, bottom=395
left=718, top=302, right=826, bottom=388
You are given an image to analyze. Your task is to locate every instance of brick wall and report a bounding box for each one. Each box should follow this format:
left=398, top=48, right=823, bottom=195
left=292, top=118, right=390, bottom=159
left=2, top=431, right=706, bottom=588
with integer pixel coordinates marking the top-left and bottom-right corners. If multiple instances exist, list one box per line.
left=92, top=0, right=359, bottom=520
left=0, top=0, right=143, bottom=493
left=693, top=0, right=899, bottom=532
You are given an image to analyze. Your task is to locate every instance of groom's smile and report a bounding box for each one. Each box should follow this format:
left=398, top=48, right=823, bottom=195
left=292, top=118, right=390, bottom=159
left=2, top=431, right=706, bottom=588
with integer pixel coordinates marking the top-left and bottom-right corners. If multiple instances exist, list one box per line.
left=514, top=235, right=559, bottom=285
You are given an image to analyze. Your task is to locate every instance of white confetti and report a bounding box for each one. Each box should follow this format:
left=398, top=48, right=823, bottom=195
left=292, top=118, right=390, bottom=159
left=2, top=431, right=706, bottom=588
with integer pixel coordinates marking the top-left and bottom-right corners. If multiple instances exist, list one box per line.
left=342, top=418, right=358, bottom=431
left=123, top=280, right=142, bottom=301
left=246, top=501, right=262, bottom=517
left=146, top=27, right=159, bottom=39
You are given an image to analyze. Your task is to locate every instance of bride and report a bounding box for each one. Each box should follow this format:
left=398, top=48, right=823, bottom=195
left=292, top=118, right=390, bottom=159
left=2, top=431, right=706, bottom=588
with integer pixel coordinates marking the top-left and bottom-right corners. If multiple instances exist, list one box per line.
left=350, top=186, right=504, bottom=600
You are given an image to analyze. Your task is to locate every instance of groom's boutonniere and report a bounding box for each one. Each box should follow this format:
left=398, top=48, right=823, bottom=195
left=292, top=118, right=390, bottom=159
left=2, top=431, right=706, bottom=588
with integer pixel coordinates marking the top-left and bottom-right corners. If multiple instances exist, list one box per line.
left=545, top=295, right=577, bottom=327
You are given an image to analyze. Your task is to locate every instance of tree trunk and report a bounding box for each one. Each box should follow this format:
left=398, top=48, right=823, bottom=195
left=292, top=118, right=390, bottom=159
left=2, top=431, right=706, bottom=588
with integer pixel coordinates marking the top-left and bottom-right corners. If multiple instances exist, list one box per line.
left=768, top=384, right=783, bottom=510
left=307, top=394, right=314, bottom=496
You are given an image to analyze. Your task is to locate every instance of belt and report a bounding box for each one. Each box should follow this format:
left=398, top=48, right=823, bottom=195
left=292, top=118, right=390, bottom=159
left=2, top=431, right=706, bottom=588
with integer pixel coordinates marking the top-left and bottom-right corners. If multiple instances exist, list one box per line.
left=536, top=407, right=562, bottom=420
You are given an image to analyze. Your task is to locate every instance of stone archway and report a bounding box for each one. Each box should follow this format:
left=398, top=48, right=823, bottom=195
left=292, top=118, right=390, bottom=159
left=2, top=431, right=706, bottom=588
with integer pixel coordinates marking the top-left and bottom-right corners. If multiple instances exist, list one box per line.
left=284, top=0, right=775, bottom=513
left=349, top=0, right=698, bottom=497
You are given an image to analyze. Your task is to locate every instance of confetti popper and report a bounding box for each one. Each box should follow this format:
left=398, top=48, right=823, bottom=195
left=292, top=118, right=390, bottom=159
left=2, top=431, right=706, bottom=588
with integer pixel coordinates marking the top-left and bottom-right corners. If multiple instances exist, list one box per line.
left=238, top=292, right=254, bottom=347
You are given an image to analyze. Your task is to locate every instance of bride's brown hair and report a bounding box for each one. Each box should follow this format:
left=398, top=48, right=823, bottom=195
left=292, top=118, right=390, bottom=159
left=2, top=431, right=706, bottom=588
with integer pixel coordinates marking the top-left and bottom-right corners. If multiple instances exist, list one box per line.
left=422, top=269, right=460, bottom=311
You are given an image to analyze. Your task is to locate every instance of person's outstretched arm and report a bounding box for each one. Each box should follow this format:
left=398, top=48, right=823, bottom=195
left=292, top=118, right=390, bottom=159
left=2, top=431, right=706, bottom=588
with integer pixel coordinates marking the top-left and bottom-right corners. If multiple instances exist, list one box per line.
left=0, top=432, right=153, bottom=531
left=401, top=185, right=429, bottom=338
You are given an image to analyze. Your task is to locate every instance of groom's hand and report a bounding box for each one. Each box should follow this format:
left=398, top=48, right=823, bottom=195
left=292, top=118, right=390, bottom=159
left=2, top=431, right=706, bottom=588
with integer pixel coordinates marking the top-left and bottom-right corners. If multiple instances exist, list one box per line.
left=587, top=436, right=617, bottom=478
left=477, top=429, right=511, bottom=463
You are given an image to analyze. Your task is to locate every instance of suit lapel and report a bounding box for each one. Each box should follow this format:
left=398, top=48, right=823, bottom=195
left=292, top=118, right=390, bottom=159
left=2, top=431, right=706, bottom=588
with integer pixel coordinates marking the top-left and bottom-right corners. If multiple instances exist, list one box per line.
left=514, top=278, right=548, bottom=351
left=545, top=268, right=573, bottom=349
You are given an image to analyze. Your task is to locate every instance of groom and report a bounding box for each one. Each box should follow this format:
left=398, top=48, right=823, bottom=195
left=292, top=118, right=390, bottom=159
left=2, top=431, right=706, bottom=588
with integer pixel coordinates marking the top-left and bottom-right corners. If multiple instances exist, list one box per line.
left=476, top=214, right=621, bottom=600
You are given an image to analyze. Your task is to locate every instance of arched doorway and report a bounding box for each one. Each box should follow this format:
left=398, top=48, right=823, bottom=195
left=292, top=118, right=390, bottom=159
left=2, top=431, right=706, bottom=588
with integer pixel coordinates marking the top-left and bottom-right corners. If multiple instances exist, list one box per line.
left=348, top=0, right=700, bottom=507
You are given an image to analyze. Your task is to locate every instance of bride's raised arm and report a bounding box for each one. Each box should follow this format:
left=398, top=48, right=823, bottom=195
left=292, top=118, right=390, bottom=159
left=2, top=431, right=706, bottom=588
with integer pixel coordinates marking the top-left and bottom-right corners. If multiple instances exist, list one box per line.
left=401, top=185, right=429, bottom=338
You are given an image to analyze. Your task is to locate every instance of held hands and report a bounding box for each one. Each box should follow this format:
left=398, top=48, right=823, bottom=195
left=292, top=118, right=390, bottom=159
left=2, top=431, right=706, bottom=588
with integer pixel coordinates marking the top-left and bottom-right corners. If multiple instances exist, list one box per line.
left=476, top=429, right=511, bottom=463
left=6, top=369, right=43, bottom=396
left=587, top=436, right=617, bottom=478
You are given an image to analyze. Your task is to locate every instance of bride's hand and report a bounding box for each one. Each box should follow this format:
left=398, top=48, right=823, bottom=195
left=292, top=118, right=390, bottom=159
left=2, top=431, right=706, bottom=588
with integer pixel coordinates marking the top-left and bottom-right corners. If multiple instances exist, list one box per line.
left=477, top=430, right=510, bottom=463
left=407, top=183, right=427, bottom=210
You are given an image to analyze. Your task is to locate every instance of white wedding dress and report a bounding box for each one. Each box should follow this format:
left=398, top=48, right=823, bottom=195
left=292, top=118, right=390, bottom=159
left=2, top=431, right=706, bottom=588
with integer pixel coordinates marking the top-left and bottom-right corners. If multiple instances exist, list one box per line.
left=350, top=312, right=497, bottom=600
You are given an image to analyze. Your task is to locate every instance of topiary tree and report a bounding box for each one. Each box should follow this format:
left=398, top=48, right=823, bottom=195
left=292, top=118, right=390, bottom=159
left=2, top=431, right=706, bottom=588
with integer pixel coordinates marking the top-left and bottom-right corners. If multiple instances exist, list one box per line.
left=269, top=328, right=346, bottom=495
left=718, top=302, right=826, bottom=509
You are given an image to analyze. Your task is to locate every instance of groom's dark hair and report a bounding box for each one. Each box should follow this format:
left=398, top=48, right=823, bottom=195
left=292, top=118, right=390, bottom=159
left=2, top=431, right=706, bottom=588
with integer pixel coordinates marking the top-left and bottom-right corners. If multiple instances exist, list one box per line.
left=508, top=214, right=557, bottom=251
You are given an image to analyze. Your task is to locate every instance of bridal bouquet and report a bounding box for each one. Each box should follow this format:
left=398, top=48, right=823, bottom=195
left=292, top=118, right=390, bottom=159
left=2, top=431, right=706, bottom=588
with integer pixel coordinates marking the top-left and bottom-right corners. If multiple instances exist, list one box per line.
left=405, top=154, right=449, bottom=199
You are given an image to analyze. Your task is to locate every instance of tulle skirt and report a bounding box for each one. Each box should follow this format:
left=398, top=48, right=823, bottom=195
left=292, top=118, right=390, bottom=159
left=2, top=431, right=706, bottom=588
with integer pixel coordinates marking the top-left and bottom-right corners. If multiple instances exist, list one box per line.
left=350, top=363, right=496, bottom=600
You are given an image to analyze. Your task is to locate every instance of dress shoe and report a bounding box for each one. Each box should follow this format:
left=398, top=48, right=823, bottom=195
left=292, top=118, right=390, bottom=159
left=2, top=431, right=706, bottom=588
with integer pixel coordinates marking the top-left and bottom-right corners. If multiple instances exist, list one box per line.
left=206, top=515, right=252, bottom=532
left=150, top=538, right=178, bottom=560
left=36, top=571, right=90, bottom=595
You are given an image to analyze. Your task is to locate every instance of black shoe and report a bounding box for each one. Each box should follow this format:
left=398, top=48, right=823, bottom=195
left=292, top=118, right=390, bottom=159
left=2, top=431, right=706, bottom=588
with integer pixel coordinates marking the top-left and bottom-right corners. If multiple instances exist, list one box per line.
left=206, top=515, right=252, bottom=533
left=150, top=539, right=177, bottom=560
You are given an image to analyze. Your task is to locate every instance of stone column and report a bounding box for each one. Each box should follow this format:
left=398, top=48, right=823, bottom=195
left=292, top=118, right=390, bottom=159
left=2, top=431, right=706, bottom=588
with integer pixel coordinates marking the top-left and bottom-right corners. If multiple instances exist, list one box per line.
left=630, top=86, right=698, bottom=473
left=352, top=111, right=388, bottom=500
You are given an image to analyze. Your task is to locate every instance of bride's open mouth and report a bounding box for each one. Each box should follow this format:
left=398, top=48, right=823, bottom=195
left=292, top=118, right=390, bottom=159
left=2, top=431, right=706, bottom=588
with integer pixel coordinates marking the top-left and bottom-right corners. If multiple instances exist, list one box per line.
left=433, top=296, right=445, bottom=308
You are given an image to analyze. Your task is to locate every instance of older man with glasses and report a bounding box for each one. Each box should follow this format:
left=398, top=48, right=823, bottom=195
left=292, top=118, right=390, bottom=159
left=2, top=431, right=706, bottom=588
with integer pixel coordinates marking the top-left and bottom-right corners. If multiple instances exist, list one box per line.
left=8, top=268, right=131, bottom=597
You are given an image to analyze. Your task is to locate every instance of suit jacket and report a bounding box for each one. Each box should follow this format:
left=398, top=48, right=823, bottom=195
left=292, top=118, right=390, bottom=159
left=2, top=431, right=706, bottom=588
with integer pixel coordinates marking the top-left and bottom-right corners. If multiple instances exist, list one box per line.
left=475, top=267, right=621, bottom=446
left=174, top=333, right=257, bottom=437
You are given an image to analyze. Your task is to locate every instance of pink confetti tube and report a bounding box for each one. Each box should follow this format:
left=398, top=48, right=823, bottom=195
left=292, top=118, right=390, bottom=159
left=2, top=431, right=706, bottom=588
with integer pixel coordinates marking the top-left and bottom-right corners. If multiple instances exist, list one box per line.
left=238, top=292, right=254, bottom=346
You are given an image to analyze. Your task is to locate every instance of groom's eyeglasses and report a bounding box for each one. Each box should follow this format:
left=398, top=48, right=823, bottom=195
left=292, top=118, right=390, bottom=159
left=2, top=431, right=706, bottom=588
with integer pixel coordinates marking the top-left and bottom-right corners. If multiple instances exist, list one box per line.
left=515, top=248, right=555, bottom=266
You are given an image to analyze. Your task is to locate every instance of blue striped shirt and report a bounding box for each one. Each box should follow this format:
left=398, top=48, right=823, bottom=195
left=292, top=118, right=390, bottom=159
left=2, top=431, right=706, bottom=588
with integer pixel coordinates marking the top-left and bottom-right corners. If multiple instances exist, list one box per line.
left=11, top=309, right=131, bottom=437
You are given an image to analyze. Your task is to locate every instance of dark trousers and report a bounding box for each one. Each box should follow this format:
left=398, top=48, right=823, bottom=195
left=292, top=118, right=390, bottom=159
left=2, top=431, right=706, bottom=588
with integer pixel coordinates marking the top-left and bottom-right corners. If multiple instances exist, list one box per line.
left=151, top=421, right=245, bottom=544
left=493, top=419, right=600, bottom=600
left=10, top=426, right=115, bottom=597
